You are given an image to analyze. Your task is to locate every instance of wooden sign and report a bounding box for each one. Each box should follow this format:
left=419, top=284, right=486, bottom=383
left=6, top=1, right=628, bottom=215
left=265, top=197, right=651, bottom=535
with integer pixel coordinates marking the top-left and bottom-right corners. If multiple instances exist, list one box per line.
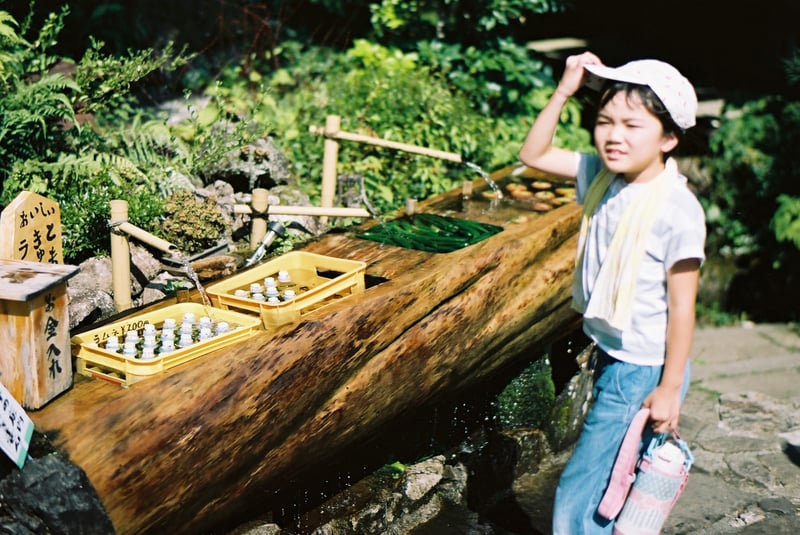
left=0, top=259, right=79, bottom=409
left=0, top=380, right=34, bottom=468
left=0, top=191, right=64, bottom=264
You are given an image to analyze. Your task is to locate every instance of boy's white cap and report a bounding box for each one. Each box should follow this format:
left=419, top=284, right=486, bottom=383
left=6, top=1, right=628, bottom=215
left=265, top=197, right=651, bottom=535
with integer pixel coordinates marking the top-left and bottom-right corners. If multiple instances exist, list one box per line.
left=584, top=60, right=698, bottom=130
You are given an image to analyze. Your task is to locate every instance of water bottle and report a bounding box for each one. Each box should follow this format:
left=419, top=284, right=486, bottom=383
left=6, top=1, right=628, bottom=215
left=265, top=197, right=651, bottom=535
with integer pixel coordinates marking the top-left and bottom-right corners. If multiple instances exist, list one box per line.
left=277, top=270, right=297, bottom=293
left=614, top=438, right=692, bottom=535
left=105, top=335, right=120, bottom=353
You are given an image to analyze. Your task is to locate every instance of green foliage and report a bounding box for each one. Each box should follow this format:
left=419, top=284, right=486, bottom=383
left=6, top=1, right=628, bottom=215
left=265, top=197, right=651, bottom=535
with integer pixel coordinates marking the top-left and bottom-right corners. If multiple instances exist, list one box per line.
left=169, top=72, right=276, bottom=184
left=74, top=37, right=188, bottom=117
left=494, top=357, right=555, bottom=430
left=705, top=96, right=800, bottom=261
left=696, top=301, right=746, bottom=327
left=774, top=194, right=800, bottom=249
left=701, top=87, right=800, bottom=320
left=241, top=38, right=589, bottom=213
left=368, top=0, right=567, bottom=42
left=376, top=460, right=406, bottom=479
left=416, top=37, right=554, bottom=116
left=0, top=5, right=187, bottom=262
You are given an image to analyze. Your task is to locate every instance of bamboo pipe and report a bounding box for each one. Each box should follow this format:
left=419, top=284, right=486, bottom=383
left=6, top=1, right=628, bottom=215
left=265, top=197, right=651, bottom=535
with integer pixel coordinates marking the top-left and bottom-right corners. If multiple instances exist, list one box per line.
left=309, top=123, right=463, bottom=163
left=113, top=222, right=178, bottom=256
left=234, top=205, right=371, bottom=218
left=250, top=188, right=269, bottom=249
left=109, top=200, right=133, bottom=312
left=110, top=200, right=181, bottom=312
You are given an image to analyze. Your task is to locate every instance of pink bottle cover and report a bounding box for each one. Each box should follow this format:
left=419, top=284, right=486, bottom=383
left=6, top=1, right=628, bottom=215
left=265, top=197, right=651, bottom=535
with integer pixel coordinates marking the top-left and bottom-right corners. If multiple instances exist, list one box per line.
left=597, top=407, right=693, bottom=522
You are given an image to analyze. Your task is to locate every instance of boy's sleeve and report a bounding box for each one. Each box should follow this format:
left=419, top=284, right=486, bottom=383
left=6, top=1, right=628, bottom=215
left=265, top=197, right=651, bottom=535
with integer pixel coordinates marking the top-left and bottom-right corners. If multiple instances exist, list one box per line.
left=665, top=191, right=707, bottom=270
left=576, top=153, right=604, bottom=204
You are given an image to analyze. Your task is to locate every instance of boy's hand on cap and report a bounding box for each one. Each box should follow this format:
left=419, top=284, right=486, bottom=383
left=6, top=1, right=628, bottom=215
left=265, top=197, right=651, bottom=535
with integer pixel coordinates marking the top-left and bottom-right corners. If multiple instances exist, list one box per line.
left=556, top=51, right=603, bottom=98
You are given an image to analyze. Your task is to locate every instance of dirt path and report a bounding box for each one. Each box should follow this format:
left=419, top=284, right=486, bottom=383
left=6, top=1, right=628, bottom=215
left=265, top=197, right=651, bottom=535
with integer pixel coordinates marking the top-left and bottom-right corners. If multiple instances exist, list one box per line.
left=664, top=322, right=800, bottom=534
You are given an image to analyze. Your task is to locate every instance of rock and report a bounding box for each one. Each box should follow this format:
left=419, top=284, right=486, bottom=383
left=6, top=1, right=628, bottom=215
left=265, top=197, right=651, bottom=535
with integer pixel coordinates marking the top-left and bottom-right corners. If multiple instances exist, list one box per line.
left=403, top=456, right=445, bottom=500
left=67, top=287, right=116, bottom=331
left=202, top=137, right=294, bottom=192
left=265, top=185, right=325, bottom=236
left=0, top=431, right=114, bottom=534
left=67, top=244, right=165, bottom=329
left=196, top=180, right=239, bottom=236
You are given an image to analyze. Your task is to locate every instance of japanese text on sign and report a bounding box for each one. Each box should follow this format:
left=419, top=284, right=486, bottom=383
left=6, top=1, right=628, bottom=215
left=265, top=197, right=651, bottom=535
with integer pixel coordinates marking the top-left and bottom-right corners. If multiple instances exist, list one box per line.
left=0, top=381, right=34, bottom=469
left=43, top=292, right=63, bottom=378
left=17, top=201, right=59, bottom=263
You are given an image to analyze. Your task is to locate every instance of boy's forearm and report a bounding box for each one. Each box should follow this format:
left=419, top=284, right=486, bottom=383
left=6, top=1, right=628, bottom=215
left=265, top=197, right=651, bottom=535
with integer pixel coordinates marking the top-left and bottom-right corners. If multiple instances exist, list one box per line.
left=662, top=310, right=694, bottom=391
left=662, top=260, right=701, bottom=391
left=518, top=90, right=570, bottom=165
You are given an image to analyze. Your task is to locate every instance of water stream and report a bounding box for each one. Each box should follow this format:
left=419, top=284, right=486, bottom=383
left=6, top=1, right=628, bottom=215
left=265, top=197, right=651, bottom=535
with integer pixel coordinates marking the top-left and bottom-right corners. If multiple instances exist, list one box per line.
left=464, top=161, right=503, bottom=199
left=170, top=250, right=215, bottom=311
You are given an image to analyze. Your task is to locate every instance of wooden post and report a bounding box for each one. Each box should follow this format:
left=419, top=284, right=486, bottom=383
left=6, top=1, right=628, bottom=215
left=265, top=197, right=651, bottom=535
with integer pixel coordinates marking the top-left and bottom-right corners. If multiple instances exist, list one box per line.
left=110, top=200, right=132, bottom=312
left=250, top=188, right=269, bottom=249
left=320, top=115, right=341, bottom=225
left=0, top=259, right=79, bottom=409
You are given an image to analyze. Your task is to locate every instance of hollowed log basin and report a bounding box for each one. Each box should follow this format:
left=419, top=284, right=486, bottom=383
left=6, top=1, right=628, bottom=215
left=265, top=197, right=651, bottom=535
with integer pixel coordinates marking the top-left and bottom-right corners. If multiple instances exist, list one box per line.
left=25, top=164, right=582, bottom=534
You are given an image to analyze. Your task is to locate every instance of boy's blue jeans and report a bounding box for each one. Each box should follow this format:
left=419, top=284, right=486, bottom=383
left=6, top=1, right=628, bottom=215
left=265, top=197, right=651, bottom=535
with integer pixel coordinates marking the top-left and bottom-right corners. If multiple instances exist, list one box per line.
left=552, top=350, right=690, bottom=535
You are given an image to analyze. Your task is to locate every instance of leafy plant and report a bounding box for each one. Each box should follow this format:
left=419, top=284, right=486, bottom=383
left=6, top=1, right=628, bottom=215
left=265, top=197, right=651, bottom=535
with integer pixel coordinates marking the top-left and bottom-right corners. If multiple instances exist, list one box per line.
left=701, top=90, right=800, bottom=320
left=160, top=190, right=228, bottom=255
left=0, top=5, right=187, bottom=262
left=774, top=194, right=800, bottom=249
left=368, top=0, right=567, bottom=43
left=238, top=38, right=590, bottom=214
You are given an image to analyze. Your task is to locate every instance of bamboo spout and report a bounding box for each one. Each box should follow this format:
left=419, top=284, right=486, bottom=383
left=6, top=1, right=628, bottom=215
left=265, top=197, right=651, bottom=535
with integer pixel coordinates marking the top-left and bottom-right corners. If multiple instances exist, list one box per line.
left=234, top=205, right=371, bottom=218
left=113, top=222, right=178, bottom=256
left=309, top=122, right=463, bottom=163
left=110, top=200, right=179, bottom=312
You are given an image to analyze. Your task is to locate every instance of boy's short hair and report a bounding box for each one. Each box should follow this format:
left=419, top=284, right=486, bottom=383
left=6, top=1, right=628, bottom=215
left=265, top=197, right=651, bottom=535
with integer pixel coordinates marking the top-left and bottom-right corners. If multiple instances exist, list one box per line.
left=584, top=60, right=697, bottom=130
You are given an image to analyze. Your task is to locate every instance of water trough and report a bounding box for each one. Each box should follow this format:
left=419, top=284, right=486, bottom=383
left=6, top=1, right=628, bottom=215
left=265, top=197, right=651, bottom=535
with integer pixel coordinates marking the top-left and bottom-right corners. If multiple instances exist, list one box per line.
left=12, top=162, right=583, bottom=534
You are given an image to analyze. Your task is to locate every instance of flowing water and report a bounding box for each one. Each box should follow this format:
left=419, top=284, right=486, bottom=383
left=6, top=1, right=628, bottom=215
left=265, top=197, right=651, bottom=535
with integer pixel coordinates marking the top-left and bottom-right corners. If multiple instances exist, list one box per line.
left=171, top=250, right=214, bottom=310
left=464, top=161, right=503, bottom=199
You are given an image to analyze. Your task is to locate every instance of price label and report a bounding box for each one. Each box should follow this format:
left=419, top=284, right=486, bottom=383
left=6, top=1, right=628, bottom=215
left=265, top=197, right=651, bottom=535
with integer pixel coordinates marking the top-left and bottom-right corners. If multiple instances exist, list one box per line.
left=0, top=382, right=34, bottom=469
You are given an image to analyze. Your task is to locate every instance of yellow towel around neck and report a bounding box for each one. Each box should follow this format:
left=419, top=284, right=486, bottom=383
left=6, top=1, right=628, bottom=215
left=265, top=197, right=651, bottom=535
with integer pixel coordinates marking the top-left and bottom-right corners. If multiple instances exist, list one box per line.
left=572, top=159, right=678, bottom=332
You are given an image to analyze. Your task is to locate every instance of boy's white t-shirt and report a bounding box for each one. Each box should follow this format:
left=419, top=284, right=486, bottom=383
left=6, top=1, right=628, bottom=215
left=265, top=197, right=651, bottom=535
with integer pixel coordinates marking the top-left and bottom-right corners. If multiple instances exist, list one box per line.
left=575, top=154, right=706, bottom=365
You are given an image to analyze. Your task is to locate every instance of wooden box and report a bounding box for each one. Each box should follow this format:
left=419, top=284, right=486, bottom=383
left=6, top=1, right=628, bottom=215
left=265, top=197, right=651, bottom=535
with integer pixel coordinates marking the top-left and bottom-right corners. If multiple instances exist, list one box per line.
left=0, top=259, right=79, bottom=409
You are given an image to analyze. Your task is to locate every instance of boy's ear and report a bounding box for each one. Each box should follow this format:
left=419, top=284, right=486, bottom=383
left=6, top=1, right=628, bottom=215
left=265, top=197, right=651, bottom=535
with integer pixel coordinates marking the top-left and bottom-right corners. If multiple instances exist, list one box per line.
left=661, top=133, right=679, bottom=154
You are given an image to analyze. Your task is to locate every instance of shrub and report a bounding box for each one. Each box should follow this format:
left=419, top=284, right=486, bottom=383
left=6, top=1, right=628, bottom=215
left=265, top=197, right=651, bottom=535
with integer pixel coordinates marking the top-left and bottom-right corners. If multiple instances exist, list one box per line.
left=159, top=190, right=228, bottom=255
left=702, top=94, right=800, bottom=321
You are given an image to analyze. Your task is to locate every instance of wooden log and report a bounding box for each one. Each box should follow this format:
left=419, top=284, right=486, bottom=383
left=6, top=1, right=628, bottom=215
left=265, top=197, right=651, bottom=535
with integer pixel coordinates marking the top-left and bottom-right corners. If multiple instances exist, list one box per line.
left=29, top=177, right=582, bottom=534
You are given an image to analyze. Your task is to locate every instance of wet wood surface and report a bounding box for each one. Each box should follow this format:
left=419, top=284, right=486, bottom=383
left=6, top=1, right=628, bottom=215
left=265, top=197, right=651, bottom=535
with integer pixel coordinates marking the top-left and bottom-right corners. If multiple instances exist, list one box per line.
left=30, top=167, right=582, bottom=534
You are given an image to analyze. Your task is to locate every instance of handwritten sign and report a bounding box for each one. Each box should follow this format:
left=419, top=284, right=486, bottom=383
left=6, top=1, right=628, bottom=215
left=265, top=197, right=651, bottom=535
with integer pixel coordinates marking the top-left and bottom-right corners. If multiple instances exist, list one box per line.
left=0, top=191, right=63, bottom=264
left=0, top=380, right=34, bottom=469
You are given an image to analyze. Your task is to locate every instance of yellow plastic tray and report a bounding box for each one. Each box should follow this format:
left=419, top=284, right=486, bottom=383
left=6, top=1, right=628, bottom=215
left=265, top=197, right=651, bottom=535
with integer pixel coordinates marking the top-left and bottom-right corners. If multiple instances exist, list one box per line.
left=72, top=303, right=262, bottom=387
left=205, top=251, right=367, bottom=329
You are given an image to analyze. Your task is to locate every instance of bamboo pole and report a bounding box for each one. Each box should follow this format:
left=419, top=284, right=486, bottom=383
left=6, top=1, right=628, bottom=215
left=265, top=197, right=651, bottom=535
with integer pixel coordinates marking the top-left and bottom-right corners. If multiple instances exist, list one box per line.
left=113, top=222, right=177, bottom=256
left=320, top=115, right=341, bottom=225
left=110, top=200, right=182, bottom=312
left=109, top=200, right=133, bottom=312
left=309, top=124, right=463, bottom=163
left=250, top=188, right=269, bottom=249
left=234, top=205, right=371, bottom=218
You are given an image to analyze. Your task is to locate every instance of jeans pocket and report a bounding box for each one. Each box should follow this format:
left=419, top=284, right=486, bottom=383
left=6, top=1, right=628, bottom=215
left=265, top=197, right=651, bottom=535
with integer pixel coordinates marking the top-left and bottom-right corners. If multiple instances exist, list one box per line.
left=595, top=359, right=662, bottom=409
